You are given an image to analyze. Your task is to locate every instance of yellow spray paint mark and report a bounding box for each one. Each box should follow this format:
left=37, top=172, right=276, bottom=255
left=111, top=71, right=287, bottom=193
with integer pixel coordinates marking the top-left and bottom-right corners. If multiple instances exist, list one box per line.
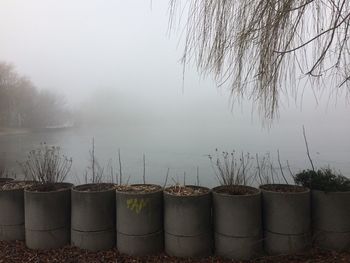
left=126, top=198, right=148, bottom=214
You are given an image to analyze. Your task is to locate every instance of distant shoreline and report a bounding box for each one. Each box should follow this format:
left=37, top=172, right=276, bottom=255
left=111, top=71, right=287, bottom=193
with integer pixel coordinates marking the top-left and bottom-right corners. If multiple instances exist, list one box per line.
left=0, top=126, right=75, bottom=136
left=0, top=127, right=32, bottom=136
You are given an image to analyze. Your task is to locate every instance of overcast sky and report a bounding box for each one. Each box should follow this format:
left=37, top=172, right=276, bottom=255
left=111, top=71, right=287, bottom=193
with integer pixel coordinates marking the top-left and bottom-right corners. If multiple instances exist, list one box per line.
left=0, top=1, right=347, bottom=108
left=0, top=0, right=349, bottom=175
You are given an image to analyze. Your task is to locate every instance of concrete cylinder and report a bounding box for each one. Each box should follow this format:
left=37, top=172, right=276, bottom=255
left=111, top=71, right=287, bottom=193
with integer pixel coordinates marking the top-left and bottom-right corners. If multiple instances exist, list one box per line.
left=312, top=190, right=350, bottom=251
left=71, top=183, right=116, bottom=251
left=0, top=182, right=25, bottom=240
left=213, top=185, right=262, bottom=260
left=116, top=184, right=163, bottom=256
left=260, top=184, right=311, bottom=255
left=25, top=182, right=73, bottom=249
left=164, top=185, right=212, bottom=258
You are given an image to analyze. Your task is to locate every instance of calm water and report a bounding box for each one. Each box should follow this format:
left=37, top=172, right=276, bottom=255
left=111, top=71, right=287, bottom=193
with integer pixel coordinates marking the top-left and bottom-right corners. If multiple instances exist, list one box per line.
left=1, top=123, right=349, bottom=187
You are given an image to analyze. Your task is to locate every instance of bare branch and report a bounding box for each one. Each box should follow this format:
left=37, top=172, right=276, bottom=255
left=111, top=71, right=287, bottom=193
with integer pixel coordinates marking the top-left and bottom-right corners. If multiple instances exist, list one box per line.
left=302, top=125, right=315, bottom=171
left=169, top=0, right=350, bottom=119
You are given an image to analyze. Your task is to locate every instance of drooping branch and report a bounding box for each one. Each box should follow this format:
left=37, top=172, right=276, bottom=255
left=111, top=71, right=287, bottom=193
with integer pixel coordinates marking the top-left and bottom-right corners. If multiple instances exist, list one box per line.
left=169, top=0, right=350, bottom=119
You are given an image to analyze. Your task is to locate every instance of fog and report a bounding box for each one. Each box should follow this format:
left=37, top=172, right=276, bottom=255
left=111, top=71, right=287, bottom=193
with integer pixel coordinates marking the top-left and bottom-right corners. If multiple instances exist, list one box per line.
left=0, top=0, right=349, bottom=184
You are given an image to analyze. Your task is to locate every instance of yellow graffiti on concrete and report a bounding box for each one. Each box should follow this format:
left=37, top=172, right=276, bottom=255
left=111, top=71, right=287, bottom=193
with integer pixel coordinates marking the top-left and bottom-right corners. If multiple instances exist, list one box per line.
left=126, top=198, right=148, bottom=214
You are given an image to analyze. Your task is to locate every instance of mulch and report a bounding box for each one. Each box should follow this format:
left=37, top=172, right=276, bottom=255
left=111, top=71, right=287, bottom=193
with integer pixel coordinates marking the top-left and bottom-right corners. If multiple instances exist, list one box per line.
left=74, top=183, right=116, bottom=192
left=1, top=181, right=34, bottom=191
left=26, top=183, right=72, bottom=193
left=214, top=185, right=258, bottom=196
left=164, top=186, right=209, bottom=196
left=260, top=184, right=308, bottom=193
left=1, top=241, right=349, bottom=263
left=116, top=184, right=161, bottom=194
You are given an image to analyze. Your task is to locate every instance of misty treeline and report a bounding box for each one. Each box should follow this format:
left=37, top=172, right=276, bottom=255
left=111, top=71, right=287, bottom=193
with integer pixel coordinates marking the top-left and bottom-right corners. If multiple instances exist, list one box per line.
left=0, top=62, right=71, bottom=128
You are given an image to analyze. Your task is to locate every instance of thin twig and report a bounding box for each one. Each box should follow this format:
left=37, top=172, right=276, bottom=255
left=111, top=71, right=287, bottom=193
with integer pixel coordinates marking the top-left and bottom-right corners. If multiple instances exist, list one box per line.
left=118, top=149, right=123, bottom=185
left=302, top=125, right=315, bottom=171
left=277, top=150, right=288, bottom=184
left=256, top=153, right=263, bottom=185
left=92, top=138, right=95, bottom=182
left=196, top=166, right=200, bottom=186
left=286, top=160, right=295, bottom=180
left=163, top=168, right=170, bottom=188
left=143, top=153, right=146, bottom=184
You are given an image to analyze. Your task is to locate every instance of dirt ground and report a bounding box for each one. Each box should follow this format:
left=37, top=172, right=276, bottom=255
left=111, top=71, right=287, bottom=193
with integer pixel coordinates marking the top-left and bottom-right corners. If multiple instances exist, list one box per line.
left=0, top=241, right=349, bottom=263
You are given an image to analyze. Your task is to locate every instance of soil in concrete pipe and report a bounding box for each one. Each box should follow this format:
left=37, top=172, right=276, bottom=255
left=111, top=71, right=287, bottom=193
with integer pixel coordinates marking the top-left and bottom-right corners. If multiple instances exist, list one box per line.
left=116, top=184, right=163, bottom=256
left=260, top=184, right=311, bottom=255
left=24, top=182, right=73, bottom=249
left=213, top=185, right=262, bottom=260
left=0, top=181, right=34, bottom=241
left=0, top=178, right=14, bottom=185
left=164, top=185, right=212, bottom=258
left=71, top=183, right=116, bottom=251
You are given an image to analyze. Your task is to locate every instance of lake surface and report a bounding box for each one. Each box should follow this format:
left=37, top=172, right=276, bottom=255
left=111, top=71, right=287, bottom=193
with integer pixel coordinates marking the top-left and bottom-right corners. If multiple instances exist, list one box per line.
left=1, top=122, right=349, bottom=187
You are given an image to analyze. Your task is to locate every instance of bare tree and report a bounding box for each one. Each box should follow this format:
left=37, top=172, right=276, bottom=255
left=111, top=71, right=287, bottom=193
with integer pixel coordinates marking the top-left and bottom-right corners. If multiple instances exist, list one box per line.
left=169, top=0, right=350, bottom=119
left=0, top=61, right=70, bottom=128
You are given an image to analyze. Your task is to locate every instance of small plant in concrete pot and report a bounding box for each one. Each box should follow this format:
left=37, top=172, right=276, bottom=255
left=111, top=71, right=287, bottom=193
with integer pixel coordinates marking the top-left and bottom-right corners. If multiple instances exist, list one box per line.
left=0, top=163, right=14, bottom=184
left=116, top=153, right=163, bottom=256
left=293, top=126, right=350, bottom=251
left=20, top=143, right=73, bottom=249
left=257, top=152, right=311, bottom=255
left=71, top=139, right=116, bottom=251
left=295, top=168, right=350, bottom=251
left=209, top=150, right=262, bottom=260
left=0, top=177, right=14, bottom=184
left=0, top=180, right=34, bottom=241
left=164, top=175, right=212, bottom=258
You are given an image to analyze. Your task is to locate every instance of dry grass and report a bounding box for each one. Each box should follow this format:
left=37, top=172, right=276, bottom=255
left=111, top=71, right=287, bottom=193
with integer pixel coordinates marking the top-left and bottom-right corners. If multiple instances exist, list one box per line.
left=19, top=143, right=72, bottom=183
left=209, top=149, right=255, bottom=186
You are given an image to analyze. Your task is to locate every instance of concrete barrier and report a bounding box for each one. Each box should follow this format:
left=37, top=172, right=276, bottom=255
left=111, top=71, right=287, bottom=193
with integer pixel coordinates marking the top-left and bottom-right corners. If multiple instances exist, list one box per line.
left=164, top=186, right=212, bottom=258
left=213, top=185, right=262, bottom=260
left=71, top=183, right=116, bottom=251
left=116, top=184, right=163, bottom=256
left=260, top=184, right=311, bottom=255
left=312, top=190, right=350, bottom=251
left=0, top=182, right=25, bottom=240
left=25, top=182, right=73, bottom=249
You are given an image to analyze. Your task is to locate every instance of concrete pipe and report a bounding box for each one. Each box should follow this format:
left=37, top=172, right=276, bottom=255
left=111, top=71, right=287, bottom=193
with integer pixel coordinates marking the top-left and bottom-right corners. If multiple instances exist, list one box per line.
left=213, top=185, right=262, bottom=260
left=0, top=182, right=25, bottom=240
left=312, top=190, right=350, bottom=251
left=260, top=184, right=311, bottom=255
left=25, top=182, right=73, bottom=249
left=71, top=183, right=116, bottom=251
left=164, top=185, right=212, bottom=258
left=116, top=184, right=163, bottom=256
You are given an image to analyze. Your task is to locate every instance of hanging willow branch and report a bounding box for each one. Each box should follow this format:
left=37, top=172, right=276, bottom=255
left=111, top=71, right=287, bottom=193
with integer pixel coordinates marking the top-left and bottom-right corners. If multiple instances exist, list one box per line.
left=169, top=0, right=350, bottom=119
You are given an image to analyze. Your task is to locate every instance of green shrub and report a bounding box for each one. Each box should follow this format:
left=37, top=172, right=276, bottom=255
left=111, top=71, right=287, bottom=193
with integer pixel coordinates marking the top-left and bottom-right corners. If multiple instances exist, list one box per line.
left=294, top=168, right=350, bottom=192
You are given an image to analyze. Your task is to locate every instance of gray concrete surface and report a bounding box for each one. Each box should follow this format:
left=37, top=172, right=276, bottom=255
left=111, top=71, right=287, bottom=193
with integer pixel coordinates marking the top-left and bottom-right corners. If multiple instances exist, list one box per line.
left=0, top=187, right=24, bottom=240
left=212, top=186, right=262, bottom=259
left=24, top=183, right=72, bottom=249
left=117, top=230, right=163, bottom=256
